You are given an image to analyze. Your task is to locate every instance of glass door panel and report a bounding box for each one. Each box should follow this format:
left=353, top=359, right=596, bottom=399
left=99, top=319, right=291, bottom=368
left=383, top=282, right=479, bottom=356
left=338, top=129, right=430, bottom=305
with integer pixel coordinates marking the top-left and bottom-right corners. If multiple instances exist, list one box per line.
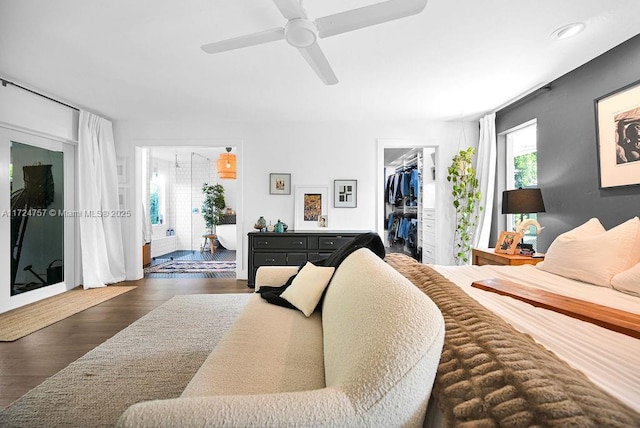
left=10, top=142, right=65, bottom=295
left=1, top=126, right=75, bottom=313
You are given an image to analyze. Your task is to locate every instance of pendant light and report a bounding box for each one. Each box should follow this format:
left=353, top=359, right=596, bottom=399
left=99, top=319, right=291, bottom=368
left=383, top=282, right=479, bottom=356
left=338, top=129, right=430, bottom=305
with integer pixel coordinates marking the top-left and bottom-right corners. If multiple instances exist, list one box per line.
left=217, top=147, right=236, bottom=179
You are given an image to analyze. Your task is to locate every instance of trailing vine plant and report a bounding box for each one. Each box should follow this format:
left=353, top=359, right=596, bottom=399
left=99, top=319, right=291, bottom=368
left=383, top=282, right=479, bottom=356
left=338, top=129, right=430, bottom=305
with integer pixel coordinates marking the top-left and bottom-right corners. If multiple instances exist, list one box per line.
left=447, top=147, right=482, bottom=265
left=202, top=183, right=226, bottom=234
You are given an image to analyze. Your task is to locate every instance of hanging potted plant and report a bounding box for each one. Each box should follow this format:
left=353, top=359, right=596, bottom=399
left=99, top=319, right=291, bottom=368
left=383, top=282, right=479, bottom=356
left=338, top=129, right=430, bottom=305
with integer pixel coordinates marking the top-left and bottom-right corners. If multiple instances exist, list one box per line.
left=447, top=147, right=482, bottom=265
left=202, top=183, right=226, bottom=234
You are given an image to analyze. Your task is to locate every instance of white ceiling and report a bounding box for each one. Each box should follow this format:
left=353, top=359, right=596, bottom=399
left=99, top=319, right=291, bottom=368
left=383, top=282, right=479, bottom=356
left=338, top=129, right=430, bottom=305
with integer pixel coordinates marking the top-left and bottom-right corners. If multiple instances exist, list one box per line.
left=1, top=0, right=639, bottom=123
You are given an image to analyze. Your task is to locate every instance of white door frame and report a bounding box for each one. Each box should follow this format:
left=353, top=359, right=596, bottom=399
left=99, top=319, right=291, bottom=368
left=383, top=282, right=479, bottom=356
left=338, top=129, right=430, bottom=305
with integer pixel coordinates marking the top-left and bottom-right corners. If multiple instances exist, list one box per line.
left=131, top=139, right=244, bottom=280
left=0, top=125, right=77, bottom=313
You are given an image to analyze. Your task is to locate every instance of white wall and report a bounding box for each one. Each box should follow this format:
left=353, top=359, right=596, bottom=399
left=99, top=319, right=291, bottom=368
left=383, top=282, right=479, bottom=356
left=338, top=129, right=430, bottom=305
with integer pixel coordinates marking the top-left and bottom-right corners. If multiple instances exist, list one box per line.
left=114, top=119, right=479, bottom=281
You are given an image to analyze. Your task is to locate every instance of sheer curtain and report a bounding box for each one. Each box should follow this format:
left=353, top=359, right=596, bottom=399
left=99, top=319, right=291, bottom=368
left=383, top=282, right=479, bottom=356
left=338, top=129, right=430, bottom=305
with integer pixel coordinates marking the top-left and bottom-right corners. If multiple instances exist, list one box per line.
left=78, top=111, right=126, bottom=288
left=473, top=113, right=497, bottom=249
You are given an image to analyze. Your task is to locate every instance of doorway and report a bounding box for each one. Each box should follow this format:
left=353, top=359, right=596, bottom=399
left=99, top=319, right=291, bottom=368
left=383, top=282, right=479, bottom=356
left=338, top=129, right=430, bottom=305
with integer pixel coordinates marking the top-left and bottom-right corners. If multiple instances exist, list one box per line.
left=141, top=146, right=238, bottom=279
left=377, top=139, right=437, bottom=264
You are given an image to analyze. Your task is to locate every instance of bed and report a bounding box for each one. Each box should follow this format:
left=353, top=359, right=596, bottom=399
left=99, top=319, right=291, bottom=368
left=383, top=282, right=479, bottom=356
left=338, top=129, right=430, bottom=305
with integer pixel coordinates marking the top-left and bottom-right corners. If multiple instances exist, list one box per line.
left=386, top=217, right=640, bottom=427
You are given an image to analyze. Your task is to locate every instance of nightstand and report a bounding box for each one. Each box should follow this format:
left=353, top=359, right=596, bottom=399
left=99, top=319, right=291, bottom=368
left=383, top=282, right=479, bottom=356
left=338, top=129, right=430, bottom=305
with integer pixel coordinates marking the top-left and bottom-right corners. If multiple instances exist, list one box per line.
left=472, top=248, right=544, bottom=266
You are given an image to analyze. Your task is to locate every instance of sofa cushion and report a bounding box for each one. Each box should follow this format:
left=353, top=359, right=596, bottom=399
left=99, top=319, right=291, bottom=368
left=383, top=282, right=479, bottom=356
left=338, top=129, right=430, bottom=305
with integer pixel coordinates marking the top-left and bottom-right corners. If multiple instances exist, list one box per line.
left=280, top=262, right=335, bottom=316
left=181, top=294, right=325, bottom=397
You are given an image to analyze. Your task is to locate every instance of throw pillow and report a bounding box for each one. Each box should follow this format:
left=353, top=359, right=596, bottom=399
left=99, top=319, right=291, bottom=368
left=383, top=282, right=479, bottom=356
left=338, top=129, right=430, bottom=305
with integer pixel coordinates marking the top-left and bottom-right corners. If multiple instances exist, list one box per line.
left=537, top=217, right=640, bottom=287
left=280, top=262, right=335, bottom=317
left=611, top=262, right=640, bottom=297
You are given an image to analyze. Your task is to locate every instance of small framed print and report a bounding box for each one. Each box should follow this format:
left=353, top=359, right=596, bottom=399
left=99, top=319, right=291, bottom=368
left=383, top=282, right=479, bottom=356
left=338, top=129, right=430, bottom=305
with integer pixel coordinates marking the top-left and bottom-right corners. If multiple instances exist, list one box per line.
left=270, top=173, right=291, bottom=195
left=318, top=215, right=328, bottom=228
left=334, top=179, right=357, bottom=208
left=118, top=187, right=127, bottom=210
left=495, top=231, right=522, bottom=255
left=116, top=157, right=127, bottom=184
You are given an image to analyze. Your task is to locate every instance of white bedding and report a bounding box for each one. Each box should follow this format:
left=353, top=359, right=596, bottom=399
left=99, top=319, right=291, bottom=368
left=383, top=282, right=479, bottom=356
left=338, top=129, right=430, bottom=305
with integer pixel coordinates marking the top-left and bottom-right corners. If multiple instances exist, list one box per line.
left=432, top=263, right=640, bottom=413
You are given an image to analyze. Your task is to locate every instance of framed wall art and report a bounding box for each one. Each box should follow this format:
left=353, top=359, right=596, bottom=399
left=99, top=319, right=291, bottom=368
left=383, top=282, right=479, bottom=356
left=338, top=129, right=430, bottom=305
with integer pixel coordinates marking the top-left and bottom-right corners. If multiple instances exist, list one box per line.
left=116, top=157, right=127, bottom=184
left=269, top=173, right=291, bottom=195
left=334, top=179, right=357, bottom=208
left=595, top=79, right=640, bottom=188
left=494, top=231, right=521, bottom=255
left=294, top=186, right=328, bottom=230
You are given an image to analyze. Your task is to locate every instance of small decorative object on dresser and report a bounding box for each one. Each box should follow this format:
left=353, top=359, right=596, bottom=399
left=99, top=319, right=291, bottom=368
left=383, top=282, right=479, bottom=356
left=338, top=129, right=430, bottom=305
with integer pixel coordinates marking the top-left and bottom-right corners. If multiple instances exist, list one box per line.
left=472, top=247, right=544, bottom=266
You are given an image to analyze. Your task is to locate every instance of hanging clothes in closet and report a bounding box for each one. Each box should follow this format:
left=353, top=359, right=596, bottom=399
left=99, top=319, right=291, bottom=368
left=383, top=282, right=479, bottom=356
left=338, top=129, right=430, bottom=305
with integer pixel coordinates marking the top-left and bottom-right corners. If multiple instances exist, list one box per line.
left=385, top=158, right=421, bottom=260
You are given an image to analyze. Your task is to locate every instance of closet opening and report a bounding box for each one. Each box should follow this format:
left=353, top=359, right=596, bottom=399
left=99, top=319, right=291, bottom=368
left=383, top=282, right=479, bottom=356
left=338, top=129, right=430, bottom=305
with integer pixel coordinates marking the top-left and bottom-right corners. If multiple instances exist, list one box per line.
left=382, top=146, right=437, bottom=264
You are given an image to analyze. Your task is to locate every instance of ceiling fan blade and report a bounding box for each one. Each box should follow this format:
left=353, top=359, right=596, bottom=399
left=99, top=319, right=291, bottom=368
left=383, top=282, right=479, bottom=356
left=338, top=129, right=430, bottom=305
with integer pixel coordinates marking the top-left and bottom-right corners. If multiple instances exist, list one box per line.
left=315, top=0, right=428, bottom=38
left=272, top=0, right=307, bottom=20
left=201, top=27, right=284, bottom=54
left=297, top=42, right=338, bottom=85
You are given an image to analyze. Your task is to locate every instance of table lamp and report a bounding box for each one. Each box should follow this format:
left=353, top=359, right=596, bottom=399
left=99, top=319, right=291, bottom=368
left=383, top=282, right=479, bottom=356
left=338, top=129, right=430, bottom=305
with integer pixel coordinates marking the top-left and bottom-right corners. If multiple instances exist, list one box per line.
left=502, top=188, right=545, bottom=250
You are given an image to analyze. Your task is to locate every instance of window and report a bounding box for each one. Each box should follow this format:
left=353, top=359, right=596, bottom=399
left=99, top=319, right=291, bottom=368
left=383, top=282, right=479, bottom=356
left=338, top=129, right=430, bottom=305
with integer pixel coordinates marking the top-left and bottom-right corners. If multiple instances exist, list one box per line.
left=505, top=120, right=538, bottom=246
left=150, top=173, right=166, bottom=225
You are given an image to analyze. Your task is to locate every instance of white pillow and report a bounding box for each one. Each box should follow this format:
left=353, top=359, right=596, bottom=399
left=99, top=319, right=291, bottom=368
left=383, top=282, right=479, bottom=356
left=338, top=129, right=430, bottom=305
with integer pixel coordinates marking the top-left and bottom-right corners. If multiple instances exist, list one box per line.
left=280, top=262, right=335, bottom=317
left=537, top=217, right=640, bottom=287
left=611, top=263, right=640, bottom=297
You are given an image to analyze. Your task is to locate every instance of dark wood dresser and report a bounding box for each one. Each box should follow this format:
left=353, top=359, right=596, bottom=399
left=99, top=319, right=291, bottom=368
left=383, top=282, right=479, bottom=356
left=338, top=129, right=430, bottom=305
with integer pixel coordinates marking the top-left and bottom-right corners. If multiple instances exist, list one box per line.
left=247, top=230, right=370, bottom=287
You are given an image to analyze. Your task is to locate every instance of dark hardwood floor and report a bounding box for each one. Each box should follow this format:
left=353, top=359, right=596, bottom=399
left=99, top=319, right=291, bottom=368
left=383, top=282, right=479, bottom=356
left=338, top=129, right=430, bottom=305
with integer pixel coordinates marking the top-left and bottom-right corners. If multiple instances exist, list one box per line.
left=0, top=277, right=252, bottom=409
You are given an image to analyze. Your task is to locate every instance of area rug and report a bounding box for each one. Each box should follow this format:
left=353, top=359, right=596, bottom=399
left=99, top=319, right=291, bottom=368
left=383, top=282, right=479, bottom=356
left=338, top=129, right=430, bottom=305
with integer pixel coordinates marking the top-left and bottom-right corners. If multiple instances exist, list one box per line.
left=145, top=260, right=236, bottom=274
left=0, top=293, right=251, bottom=427
left=0, top=286, right=137, bottom=342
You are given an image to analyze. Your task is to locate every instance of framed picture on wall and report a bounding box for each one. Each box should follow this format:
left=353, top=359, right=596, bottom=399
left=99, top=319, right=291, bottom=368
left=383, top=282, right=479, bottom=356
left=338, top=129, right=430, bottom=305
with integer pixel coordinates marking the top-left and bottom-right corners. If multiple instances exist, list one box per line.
left=294, top=186, right=328, bottom=230
left=334, top=179, right=357, bottom=208
left=116, top=157, right=127, bottom=184
left=595, top=79, right=640, bottom=188
left=495, top=231, right=521, bottom=255
left=269, top=173, right=291, bottom=195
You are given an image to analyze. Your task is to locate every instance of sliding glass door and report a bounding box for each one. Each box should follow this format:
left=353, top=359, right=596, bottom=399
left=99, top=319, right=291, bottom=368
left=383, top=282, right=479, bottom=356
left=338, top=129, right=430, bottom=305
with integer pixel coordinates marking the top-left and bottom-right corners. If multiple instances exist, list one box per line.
left=0, top=127, right=76, bottom=313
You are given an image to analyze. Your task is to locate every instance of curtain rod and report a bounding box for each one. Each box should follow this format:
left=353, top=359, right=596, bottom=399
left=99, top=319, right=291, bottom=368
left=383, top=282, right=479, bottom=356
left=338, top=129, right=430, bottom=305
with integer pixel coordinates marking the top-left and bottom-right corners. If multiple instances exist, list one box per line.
left=1, top=77, right=79, bottom=112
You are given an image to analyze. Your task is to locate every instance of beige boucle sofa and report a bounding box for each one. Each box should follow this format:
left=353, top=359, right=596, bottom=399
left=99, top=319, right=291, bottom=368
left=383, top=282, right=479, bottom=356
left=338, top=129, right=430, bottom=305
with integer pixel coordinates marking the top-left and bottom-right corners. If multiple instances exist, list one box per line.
left=117, top=248, right=445, bottom=427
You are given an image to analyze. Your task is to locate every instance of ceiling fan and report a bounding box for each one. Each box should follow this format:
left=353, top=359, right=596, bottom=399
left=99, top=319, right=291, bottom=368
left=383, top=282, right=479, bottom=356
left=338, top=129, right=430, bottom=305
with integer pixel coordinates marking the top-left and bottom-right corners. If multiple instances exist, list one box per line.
left=201, top=0, right=428, bottom=85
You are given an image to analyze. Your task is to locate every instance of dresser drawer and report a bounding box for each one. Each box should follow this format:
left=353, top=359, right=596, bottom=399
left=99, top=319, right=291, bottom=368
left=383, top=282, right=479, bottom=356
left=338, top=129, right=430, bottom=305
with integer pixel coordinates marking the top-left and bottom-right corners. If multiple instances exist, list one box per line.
left=253, top=236, right=307, bottom=249
left=423, top=219, right=435, bottom=240
left=253, top=253, right=286, bottom=266
left=286, top=253, right=307, bottom=266
left=422, top=243, right=436, bottom=264
left=318, top=236, right=353, bottom=250
left=308, top=252, right=332, bottom=262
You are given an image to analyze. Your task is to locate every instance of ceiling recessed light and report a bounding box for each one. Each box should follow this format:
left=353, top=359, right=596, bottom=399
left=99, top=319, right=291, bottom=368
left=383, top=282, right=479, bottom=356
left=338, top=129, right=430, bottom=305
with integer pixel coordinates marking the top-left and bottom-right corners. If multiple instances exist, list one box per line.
left=552, top=22, right=585, bottom=40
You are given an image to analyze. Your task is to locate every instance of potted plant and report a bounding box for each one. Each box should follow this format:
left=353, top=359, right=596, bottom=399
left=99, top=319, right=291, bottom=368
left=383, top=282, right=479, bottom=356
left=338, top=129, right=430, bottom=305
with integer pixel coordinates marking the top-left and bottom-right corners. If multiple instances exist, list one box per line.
left=446, top=147, right=482, bottom=265
left=202, top=183, right=226, bottom=234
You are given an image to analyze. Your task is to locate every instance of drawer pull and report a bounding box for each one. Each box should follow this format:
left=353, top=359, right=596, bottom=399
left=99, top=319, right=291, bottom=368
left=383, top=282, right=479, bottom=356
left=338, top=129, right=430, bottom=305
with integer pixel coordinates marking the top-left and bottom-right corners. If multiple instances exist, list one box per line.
left=257, top=241, right=268, bottom=245
left=327, top=241, right=334, bottom=245
left=266, top=258, right=275, bottom=262
left=292, top=241, right=303, bottom=245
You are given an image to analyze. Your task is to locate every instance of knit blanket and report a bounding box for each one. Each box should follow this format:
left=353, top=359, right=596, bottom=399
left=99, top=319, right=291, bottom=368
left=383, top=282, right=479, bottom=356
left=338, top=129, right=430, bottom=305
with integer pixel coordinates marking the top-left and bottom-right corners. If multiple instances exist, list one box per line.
left=385, top=254, right=640, bottom=428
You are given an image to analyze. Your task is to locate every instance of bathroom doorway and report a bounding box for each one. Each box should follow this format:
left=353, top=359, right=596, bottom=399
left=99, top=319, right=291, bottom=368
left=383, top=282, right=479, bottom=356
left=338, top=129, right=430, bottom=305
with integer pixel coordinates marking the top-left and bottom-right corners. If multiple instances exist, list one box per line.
left=142, top=146, right=238, bottom=279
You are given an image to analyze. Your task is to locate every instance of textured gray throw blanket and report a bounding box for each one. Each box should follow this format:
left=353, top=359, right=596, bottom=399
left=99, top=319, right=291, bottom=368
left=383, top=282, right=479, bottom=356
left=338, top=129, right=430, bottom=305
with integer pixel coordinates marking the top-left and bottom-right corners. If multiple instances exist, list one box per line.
left=386, top=254, right=640, bottom=428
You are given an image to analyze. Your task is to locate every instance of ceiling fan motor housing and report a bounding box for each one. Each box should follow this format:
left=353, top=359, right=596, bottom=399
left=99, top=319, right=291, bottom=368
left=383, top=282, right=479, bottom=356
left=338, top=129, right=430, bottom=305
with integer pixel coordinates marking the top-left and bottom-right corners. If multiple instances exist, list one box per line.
left=284, top=19, right=318, bottom=48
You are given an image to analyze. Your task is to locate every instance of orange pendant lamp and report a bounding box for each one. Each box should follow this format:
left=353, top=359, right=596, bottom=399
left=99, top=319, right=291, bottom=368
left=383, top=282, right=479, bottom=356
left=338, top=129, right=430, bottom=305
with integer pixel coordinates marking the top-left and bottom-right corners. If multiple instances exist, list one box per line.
left=217, top=147, right=236, bottom=179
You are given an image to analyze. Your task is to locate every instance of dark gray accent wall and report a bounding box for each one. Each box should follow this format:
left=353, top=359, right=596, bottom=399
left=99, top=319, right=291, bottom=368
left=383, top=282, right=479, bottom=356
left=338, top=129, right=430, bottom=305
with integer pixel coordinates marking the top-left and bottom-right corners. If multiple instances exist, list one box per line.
left=495, top=34, right=640, bottom=251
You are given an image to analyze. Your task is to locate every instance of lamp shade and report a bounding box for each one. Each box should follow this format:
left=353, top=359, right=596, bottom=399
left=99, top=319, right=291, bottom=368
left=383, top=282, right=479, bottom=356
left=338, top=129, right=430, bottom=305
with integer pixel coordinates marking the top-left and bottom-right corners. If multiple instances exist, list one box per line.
left=216, top=153, right=236, bottom=179
left=502, top=188, right=545, bottom=214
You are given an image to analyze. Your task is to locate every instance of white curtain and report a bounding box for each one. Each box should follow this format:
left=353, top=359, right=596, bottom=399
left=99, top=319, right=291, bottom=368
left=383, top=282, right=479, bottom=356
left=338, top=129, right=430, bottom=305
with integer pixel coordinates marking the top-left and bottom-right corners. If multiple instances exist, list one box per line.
left=473, top=113, right=497, bottom=248
left=78, top=111, right=126, bottom=288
